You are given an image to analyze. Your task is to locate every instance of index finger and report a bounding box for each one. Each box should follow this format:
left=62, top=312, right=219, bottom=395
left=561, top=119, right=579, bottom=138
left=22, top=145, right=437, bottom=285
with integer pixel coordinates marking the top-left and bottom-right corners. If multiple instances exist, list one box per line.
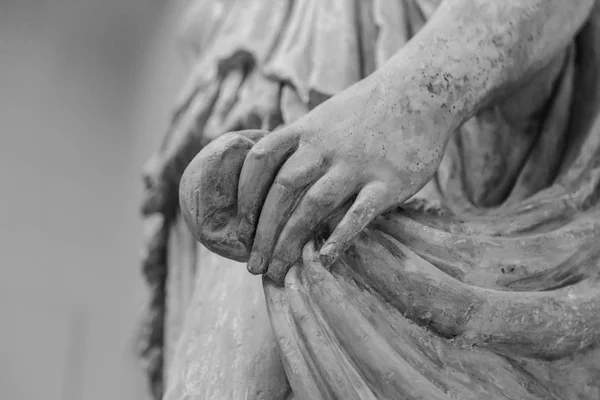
left=237, top=128, right=300, bottom=249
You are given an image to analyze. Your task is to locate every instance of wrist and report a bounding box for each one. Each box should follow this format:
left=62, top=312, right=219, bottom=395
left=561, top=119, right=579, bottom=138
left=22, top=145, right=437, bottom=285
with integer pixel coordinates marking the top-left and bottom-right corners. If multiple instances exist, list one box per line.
left=368, top=65, right=460, bottom=146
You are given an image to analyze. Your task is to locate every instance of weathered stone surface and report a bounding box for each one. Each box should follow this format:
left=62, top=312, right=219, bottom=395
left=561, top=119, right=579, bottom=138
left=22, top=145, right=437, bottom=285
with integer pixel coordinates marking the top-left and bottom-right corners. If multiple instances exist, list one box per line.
left=140, top=0, right=600, bottom=398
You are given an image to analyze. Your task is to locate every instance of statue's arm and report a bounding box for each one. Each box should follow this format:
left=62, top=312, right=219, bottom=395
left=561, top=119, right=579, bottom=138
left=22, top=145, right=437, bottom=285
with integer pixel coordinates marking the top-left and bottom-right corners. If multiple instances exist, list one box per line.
left=187, top=0, right=597, bottom=283
left=380, top=0, right=595, bottom=130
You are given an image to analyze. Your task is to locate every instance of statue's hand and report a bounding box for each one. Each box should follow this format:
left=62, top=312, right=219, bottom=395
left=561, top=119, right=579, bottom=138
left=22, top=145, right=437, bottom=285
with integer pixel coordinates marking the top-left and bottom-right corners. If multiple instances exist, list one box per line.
left=237, top=78, right=449, bottom=283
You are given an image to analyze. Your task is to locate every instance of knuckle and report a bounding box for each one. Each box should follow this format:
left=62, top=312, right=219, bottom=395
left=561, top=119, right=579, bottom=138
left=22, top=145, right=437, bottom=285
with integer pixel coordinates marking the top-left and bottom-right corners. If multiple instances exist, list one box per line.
left=303, top=191, right=333, bottom=214
left=228, top=134, right=255, bottom=151
left=274, top=173, right=300, bottom=190
left=247, top=145, right=270, bottom=162
left=317, top=188, right=340, bottom=209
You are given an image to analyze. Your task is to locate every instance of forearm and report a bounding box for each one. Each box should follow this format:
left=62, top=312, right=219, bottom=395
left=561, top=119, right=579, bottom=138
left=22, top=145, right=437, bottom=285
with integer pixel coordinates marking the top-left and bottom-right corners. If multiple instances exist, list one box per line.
left=277, top=0, right=595, bottom=204
left=380, top=0, right=595, bottom=133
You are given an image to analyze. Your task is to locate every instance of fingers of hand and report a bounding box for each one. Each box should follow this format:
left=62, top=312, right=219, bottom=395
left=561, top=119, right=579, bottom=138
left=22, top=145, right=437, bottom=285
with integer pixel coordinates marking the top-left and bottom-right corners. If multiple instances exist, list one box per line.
left=246, top=148, right=327, bottom=275
left=266, top=167, right=357, bottom=283
left=236, top=129, right=300, bottom=248
left=319, top=182, right=390, bottom=267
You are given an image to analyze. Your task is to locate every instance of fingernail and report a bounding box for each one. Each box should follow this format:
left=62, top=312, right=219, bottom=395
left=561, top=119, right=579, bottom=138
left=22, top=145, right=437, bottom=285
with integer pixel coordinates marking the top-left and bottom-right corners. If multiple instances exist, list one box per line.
left=319, top=243, right=338, bottom=267
left=269, top=259, right=284, bottom=278
left=247, top=253, right=268, bottom=275
left=267, top=266, right=286, bottom=286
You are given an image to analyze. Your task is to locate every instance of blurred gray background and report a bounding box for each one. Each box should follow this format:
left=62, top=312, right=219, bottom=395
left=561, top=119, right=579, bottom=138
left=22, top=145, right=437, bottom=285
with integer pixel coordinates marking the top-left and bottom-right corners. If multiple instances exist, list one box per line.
left=0, top=0, right=189, bottom=398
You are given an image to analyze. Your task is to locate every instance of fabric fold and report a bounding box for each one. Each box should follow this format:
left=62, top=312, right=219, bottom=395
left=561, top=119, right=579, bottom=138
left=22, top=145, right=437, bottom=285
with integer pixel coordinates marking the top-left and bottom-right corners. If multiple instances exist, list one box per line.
left=147, top=1, right=600, bottom=399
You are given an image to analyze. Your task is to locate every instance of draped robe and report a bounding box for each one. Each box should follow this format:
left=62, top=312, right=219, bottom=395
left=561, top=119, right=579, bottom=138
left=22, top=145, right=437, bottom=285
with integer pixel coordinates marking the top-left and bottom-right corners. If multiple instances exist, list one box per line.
left=138, top=1, right=600, bottom=399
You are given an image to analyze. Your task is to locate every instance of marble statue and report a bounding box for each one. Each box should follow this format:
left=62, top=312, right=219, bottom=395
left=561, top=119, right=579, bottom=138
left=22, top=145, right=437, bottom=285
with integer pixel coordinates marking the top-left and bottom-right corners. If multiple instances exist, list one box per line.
left=138, top=0, right=600, bottom=399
